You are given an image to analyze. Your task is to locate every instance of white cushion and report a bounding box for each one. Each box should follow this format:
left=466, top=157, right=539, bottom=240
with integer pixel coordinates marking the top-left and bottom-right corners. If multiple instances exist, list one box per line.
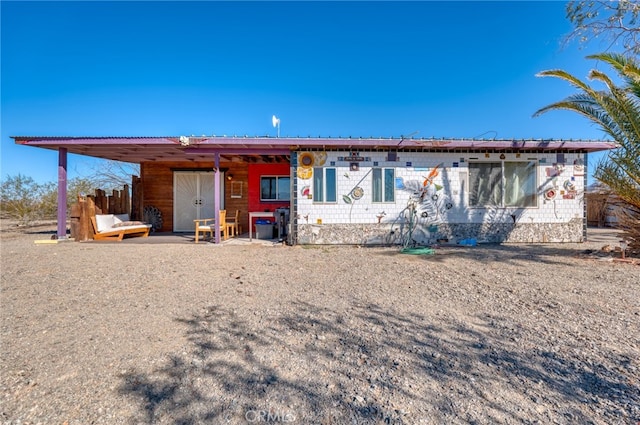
left=95, top=214, right=115, bottom=233
left=113, top=214, right=130, bottom=225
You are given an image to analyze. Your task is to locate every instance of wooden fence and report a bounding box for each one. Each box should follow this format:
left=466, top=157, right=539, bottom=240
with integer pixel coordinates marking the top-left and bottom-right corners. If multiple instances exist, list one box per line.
left=69, top=177, right=143, bottom=241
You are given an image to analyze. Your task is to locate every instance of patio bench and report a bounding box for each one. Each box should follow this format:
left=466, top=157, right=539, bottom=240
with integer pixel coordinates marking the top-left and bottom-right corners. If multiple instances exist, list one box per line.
left=91, top=213, right=152, bottom=241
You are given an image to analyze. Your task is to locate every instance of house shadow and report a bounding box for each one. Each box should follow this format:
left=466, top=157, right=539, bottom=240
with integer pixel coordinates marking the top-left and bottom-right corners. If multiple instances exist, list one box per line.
left=375, top=241, right=602, bottom=266
left=381, top=164, right=571, bottom=247
left=118, top=301, right=638, bottom=424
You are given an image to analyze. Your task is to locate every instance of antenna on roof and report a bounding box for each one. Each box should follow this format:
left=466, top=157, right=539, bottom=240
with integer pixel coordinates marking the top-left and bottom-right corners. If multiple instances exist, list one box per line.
left=399, top=130, right=419, bottom=145
left=272, top=115, right=281, bottom=137
left=474, top=130, right=498, bottom=139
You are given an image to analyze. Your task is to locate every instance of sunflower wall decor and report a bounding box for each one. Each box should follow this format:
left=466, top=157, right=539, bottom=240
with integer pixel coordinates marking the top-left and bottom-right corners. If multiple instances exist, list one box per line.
left=298, top=152, right=315, bottom=168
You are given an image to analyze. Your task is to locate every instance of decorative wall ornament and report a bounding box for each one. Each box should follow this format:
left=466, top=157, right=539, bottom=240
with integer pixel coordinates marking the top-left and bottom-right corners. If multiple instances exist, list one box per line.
left=315, top=151, right=327, bottom=166
left=341, top=169, right=373, bottom=222
left=298, top=152, right=315, bottom=168
left=143, top=205, right=163, bottom=232
left=297, top=167, right=312, bottom=179
left=573, top=157, right=585, bottom=176
left=351, top=186, right=364, bottom=200
left=544, top=188, right=557, bottom=200
left=422, top=163, right=443, bottom=190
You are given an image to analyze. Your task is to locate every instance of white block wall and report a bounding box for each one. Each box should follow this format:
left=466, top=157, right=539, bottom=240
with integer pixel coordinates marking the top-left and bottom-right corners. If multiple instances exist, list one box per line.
left=295, top=151, right=587, bottom=227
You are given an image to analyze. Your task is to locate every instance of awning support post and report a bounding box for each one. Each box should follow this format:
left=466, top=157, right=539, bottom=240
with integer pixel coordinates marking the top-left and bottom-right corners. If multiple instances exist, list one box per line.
left=57, top=148, right=68, bottom=239
left=214, top=152, right=221, bottom=244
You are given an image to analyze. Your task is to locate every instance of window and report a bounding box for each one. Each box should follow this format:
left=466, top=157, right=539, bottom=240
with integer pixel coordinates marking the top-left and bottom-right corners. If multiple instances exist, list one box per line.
left=260, top=176, right=290, bottom=201
left=504, top=162, right=537, bottom=207
left=313, top=167, right=336, bottom=203
left=372, top=168, right=395, bottom=202
left=469, top=161, right=537, bottom=207
left=469, top=162, right=502, bottom=207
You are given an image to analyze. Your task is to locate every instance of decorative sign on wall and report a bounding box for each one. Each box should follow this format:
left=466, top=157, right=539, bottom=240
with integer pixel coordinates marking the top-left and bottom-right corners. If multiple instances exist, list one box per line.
left=338, top=151, right=370, bottom=162
left=230, top=181, right=243, bottom=198
left=344, top=155, right=365, bottom=162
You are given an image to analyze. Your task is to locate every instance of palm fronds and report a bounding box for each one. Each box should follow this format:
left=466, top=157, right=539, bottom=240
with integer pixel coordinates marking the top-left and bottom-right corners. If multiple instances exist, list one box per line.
left=535, top=52, right=640, bottom=250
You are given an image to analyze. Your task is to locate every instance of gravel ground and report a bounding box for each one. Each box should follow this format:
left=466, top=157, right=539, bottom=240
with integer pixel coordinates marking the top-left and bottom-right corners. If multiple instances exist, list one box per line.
left=1, top=221, right=638, bottom=424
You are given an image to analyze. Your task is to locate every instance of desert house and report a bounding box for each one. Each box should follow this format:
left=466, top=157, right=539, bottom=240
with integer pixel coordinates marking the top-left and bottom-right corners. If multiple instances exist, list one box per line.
left=12, top=136, right=615, bottom=244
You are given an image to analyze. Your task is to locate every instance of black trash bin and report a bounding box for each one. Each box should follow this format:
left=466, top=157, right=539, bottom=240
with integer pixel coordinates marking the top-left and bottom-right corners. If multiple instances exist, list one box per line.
left=275, top=207, right=290, bottom=241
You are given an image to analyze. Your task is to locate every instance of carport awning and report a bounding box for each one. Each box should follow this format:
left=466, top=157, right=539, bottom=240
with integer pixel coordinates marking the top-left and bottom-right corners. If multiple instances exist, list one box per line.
left=12, top=136, right=617, bottom=163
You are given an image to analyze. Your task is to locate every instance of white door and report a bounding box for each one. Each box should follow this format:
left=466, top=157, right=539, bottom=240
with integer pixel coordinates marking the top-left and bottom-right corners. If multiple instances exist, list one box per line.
left=173, top=171, right=224, bottom=232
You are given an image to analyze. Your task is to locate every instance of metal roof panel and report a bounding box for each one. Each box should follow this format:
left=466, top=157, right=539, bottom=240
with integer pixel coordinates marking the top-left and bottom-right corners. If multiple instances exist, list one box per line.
left=12, top=135, right=617, bottom=163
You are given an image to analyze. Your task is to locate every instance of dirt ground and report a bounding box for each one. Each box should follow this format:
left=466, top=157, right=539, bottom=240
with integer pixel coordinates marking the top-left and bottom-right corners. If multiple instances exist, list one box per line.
left=0, top=221, right=638, bottom=424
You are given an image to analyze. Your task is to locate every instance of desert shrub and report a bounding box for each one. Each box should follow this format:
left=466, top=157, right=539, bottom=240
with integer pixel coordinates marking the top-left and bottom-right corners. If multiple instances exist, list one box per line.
left=615, top=202, right=640, bottom=253
left=0, top=174, right=51, bottom=224
left=0, top=175, right=102, bottom=225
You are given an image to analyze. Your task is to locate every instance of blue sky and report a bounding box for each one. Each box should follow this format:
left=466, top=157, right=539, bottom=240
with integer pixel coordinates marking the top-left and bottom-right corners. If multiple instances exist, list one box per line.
left=1, top=1, right=614, bottom=185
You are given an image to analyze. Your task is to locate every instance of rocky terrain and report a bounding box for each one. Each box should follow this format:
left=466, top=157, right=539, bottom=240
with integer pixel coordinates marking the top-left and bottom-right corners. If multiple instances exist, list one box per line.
left=1, top=221, right=638, bottom=424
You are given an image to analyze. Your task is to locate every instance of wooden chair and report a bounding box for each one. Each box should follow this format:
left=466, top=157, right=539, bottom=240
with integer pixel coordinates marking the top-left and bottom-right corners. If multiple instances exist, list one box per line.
left=194, top=210, right=227, bottom=243
left=226, top=209, right=241, bottom=237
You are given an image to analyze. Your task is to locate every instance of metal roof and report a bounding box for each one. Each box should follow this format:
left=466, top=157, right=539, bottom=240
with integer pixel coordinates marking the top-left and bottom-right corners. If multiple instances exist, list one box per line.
left=12, top=135, right=617, bottom=163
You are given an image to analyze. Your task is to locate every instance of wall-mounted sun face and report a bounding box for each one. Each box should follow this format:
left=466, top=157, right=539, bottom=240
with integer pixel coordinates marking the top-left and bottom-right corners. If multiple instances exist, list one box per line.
left=297, top=167, right=312, bottom=179
left=298, top=152, right=315, bottom=168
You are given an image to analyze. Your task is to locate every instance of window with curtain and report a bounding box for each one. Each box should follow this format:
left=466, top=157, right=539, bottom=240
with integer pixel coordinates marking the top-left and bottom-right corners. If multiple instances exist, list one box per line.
left=372, top=168, right=395, bottom=202
left=313, top=168, right=336, bottom=203
left=504, top=162, right=536, bottom=207
left=469, top=161, right=537, bottom=207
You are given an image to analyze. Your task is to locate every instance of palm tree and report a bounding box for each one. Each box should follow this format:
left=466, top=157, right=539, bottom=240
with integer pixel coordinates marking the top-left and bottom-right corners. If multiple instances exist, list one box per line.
left=534, top=52, right=640, bottom=248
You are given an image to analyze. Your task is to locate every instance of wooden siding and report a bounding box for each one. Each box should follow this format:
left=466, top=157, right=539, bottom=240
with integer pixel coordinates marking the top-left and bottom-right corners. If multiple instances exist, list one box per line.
left=247, top=162, right=290, bottom=230
left=141, top=161, right=250, bottom=233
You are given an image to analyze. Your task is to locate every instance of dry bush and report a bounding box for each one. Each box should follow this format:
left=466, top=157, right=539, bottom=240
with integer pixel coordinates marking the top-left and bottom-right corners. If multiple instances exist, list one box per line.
left=614, top=202, right=640, bottom=254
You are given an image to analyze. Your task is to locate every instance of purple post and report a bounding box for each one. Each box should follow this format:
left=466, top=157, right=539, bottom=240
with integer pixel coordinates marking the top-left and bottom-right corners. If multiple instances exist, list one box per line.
left=57, top=148, right=68, bottom=239
left=214, top=152, right=221, bottom=244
